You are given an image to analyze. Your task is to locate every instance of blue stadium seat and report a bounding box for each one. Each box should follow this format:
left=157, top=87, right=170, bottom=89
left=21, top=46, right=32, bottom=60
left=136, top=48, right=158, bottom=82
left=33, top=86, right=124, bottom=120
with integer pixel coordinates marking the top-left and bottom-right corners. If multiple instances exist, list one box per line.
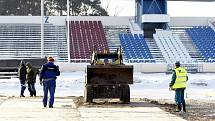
left=186, top=26, right=215, bottom=62
left=119, top=34, right=155, bottom=63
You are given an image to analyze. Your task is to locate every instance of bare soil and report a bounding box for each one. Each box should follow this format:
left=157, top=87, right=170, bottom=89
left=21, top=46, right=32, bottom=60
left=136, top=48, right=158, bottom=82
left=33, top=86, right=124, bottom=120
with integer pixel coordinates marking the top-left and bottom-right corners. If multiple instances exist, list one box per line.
left=73, top=97, right=215, bottom=121
left=142, top=98, right=215, bottom=121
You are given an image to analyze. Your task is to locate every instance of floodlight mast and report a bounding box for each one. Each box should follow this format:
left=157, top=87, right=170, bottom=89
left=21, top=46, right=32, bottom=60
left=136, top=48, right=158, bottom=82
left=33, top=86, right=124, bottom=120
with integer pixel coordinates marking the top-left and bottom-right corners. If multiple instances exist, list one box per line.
left=41, top=0, right=44, bottom=58
left=67, top=0, right=71, bottom=63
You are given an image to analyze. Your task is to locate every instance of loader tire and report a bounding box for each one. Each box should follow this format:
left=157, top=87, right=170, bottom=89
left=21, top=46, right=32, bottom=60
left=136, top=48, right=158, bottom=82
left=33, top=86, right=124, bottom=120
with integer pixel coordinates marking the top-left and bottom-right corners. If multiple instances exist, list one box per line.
left=120, top=85, right=130, bottom=104
left=84, top=85, right=93, bottom=103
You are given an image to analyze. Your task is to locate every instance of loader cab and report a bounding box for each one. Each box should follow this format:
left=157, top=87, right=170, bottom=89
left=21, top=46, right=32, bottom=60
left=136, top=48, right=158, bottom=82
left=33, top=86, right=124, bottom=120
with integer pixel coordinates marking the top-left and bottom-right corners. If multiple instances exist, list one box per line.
left=91, top=48, right=123, bottom=65
left=96, top=53, right=119, bottom=65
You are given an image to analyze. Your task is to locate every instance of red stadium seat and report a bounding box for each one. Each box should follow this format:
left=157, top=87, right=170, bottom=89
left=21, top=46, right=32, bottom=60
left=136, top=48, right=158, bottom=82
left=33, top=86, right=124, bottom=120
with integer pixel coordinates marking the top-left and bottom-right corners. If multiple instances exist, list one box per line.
left=68, top=20, right=109, bottom=62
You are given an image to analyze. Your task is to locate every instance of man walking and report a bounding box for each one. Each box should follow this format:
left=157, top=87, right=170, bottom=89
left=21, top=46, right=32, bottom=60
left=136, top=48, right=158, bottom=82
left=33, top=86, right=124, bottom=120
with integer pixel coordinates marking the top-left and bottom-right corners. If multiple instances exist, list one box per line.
left=26, top=62, right=37, bottom=97
left=18, top=60, right=27, bottom=97
left=39, top=57, right=60, bottom=108
left=169, top=61, right=188, bottom=112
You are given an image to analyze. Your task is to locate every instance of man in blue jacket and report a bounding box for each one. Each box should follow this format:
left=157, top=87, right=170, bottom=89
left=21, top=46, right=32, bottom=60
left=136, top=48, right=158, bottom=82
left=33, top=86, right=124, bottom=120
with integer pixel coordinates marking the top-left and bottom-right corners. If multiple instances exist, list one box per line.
left=40, top=57, right=60, bottom=108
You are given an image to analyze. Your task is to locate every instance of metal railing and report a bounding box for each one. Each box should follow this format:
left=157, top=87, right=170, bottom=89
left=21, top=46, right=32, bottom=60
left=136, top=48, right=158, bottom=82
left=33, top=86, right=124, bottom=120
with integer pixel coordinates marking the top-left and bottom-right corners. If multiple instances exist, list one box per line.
left=127, top=59, right=156, bottom=63
left=167, top=63, right=202, bottom=73
left=70, top=59, right=91, bottom=63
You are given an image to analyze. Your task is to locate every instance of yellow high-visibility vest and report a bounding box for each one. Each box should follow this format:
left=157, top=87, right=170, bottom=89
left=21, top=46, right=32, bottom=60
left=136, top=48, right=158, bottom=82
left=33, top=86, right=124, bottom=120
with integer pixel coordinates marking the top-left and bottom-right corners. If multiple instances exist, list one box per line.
left=172, top=67, right=187, bottom=89
left=114, top=59, right=120, bottom=64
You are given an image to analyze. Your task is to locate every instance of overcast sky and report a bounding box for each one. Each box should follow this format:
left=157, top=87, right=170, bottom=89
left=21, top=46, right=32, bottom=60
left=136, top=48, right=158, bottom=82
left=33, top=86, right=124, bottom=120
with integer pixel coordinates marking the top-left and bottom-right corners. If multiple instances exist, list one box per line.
left=100, top=0, right=215, bottom=17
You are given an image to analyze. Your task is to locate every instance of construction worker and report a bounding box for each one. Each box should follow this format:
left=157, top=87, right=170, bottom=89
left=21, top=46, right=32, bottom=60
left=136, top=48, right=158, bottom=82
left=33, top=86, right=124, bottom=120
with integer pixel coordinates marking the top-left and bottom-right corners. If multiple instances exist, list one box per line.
left=169, top=61, right=188, bottom=112
left=39, top=57, right=60, bottom=108
left=103, top=48, right=108, bottom=54
left=114, top=48, right=123, bottom=64
left=90, top=48, right=97, bottom=65
left=26, top=62, right=37, bottom=97
left=18, top=60, right=27, bottom=97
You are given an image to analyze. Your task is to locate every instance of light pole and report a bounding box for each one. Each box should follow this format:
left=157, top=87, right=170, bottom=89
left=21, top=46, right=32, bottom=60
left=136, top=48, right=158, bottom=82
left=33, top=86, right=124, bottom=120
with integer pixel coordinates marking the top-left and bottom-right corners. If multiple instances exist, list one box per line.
left=41, top=0, right=44, bottom=58
left=67, top=0, right=71, bottom=63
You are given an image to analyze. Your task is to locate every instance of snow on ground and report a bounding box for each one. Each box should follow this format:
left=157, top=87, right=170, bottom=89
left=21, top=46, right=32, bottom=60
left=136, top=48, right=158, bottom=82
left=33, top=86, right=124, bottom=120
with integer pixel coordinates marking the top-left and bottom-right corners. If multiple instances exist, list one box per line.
left=0, top=72, right=215, bottom=101
left=132, top=72, right=215, bottom=100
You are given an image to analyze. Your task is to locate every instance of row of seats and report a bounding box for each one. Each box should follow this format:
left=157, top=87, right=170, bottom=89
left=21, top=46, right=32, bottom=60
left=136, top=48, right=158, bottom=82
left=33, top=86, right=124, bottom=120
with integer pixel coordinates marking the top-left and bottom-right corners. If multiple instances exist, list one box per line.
left=69, top=21, right=108, bottom=62
left=0, top=24, right=67, bottom=61
left=119, top=34, right=155, bottom=63
left=186, top=26, right=215, bottom=62
left=153, top=30, right=194, bottom=64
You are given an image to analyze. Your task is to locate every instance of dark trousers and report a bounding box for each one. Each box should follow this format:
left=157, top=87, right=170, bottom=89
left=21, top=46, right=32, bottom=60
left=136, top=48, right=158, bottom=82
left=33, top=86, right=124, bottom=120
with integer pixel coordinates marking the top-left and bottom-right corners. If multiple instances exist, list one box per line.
left=43, top=80, right=56, bottom=107
left=175, top=88, right=185, bottom=105
left=28, top=83, right=36, bottom=96
left=20, top=80, right=26, bottom=95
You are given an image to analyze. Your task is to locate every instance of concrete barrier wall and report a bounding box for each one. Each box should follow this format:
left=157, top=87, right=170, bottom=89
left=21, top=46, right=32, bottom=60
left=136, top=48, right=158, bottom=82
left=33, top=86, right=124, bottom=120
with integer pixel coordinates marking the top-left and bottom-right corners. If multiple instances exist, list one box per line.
left=57, top=63, right=88, bottom=72
left=202, top=63, right=215, bottom=73
left=57, top=63, right=168, bottom=73
left=132, top=63, right=168, bottom=72
left=57, top=63, right=215, bottom=73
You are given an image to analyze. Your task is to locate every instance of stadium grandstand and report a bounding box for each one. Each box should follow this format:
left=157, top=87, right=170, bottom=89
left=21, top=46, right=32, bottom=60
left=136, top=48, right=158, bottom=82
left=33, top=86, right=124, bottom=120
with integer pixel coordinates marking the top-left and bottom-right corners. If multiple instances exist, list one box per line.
left=0, top=0, right=215, bottom=73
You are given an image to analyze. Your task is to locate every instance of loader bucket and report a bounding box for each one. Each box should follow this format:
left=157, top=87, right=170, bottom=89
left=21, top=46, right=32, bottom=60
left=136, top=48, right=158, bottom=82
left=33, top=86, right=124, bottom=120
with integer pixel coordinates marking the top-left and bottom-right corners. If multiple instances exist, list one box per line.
left=86, top=65, right=133, bottom=85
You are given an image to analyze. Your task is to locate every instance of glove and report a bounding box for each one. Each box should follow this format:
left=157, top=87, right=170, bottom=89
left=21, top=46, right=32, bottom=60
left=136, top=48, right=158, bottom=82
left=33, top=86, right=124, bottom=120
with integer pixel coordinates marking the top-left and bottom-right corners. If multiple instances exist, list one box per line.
left=169, top=83, right=173, bottom=88
left=169, top=83, right=174, bottom=91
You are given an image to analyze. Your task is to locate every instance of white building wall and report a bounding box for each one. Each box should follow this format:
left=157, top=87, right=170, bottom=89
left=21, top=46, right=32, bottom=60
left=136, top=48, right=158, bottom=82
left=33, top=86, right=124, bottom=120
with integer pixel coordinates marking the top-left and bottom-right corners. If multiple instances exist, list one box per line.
left=0, top=16, right=215, bottom=72
left=0, top=16, right=215, bottom=26
left=0, top=16, right=131, bottom=26
left=169, top=17, right=215, bottom=27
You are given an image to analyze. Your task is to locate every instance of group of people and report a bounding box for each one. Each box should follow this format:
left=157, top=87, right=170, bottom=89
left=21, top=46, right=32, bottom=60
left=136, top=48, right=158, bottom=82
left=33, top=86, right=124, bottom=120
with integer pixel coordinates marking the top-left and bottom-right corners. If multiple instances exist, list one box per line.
left=18, top=57, right=60, bottom=108
left=19, top=56, right=187, bottom=111
left=18, top=61, right=37, bottom=97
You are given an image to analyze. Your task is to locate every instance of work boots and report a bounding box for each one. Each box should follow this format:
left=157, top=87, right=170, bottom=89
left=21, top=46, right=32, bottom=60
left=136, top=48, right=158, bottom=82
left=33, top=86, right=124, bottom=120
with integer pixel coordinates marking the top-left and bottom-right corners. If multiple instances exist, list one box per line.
left=20, top=94, right=25, bottom=97
left=174, top=104, right=182, bottom=112
left=182, top=102, right=186, bottom=112
left=20, top=90, right=25, bottom=97
left=33, top=92, right=36, bottom=97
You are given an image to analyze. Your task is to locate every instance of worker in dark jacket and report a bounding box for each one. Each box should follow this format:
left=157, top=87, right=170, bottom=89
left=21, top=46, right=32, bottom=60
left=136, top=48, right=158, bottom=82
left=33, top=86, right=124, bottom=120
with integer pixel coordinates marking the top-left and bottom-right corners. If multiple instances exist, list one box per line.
left=39, top=57, right=60, bottom=108
left=18, top=60, right=27, bottom=97
left=26, top=62, right=37, bottom=97
left=169, top=61, right=188, bottom=112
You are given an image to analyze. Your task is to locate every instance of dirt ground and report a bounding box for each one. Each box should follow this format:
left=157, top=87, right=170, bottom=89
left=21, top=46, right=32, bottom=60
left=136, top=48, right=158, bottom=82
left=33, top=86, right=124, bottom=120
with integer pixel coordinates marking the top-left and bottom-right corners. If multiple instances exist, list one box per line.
left=73, top=96, right=215, bottom=121
left=140, top=98, right=215, bottom=121
left=1, top=95, right=215, bottom=121
left=0, top=95, right=7, bottom=105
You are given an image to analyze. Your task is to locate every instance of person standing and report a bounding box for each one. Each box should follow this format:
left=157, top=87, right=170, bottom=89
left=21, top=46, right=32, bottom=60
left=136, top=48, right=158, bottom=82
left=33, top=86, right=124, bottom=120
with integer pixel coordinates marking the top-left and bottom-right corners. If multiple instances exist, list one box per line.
left=169, top=61, right=188, bottom=112
left=39, top=57, right=60, bottom=108
left=18, top=60, right=27, bottom=97
left=26, top=62, right=37, bottom=97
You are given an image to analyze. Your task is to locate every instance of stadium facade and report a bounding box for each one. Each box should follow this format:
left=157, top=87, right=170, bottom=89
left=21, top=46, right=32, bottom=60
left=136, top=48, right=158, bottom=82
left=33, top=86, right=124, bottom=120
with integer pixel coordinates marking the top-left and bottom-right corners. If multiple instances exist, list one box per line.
left=0, top=0, right=215, bottom=72
left=0, top=16, right=215, bottom=72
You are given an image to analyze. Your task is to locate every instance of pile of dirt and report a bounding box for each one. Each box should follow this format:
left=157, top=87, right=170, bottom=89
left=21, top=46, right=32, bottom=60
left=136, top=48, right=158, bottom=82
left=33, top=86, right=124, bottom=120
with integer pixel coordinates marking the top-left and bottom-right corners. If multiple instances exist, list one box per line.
left=0, top=96, right=7, bottom=105
left=72, top=96, right=84, bottom=108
